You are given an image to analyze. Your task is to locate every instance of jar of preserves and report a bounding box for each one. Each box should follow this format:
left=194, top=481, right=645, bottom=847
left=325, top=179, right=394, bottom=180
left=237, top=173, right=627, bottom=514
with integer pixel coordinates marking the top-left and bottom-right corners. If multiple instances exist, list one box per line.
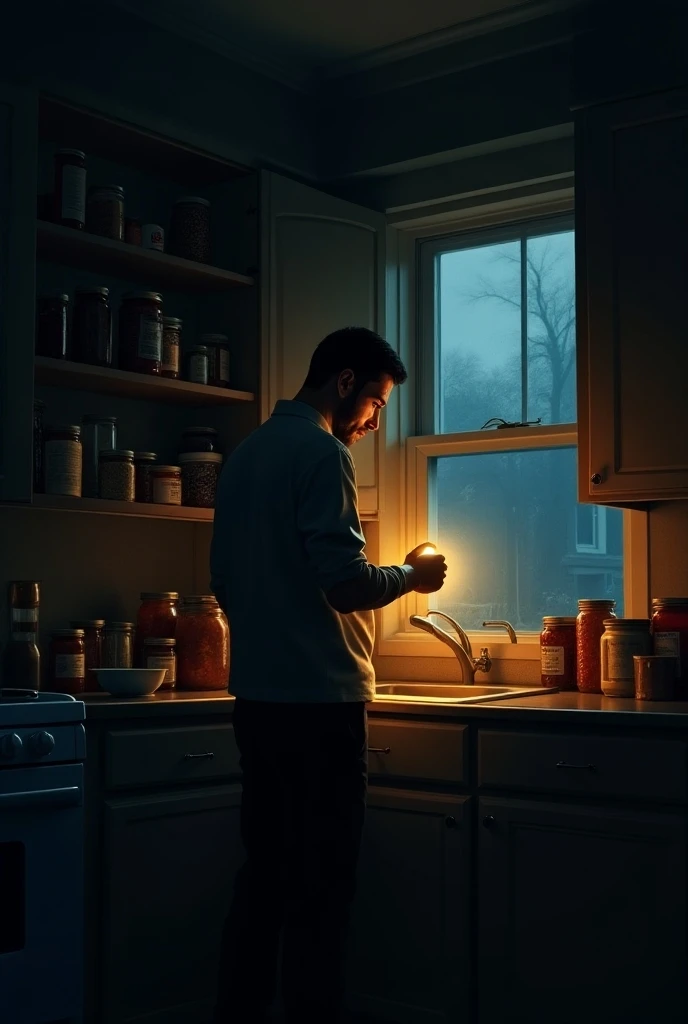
left=600, top=619, right=652, bottom=697
left=200, top=333, right=230, bottom=387
left=33, top=400, right=45, bottom=494
left=135, top=592, right=178, bottom=666
left=49, top=629, right=86, bottom=694
left=151, top=465, right=182, bottom=505
left=44, top=424, right=82, bottom=497
left=185, top=345, right=209, bottom=385
left=161, top=317, right=182, bottom=379
left=176, top=596, right=229, bottom=690
left=179, top=452, right=222, bottom=508
left=143, top=638, right=177, bottom=690
left=86, top=185, right=124, bottom=241
left=651, top=598, right=688, bottom=699
left=118, top=291, right=163, bottom=375
left=169, top=197, right=211, bottom=263
left=54, top=149, right=86, bottom=229
left=99, top=449, right=135, bottom=502
left=73, top=287, right=112, bottom=367
left=134, top=451, right=157, bottom=502
left=179, top=426, right=222, bottom=454
left=82, top=414, right=117, bottom=498
left=36, top=292, right=68, bottom=358
left=124, top=217, right=142, bottom=246
left=103, top=622, right=134, bottom=668
left=540, top=616, right=577, bottom=690
left=576, top=599, right=616, bottom=693
left=70, top=619, right=104, bottom=690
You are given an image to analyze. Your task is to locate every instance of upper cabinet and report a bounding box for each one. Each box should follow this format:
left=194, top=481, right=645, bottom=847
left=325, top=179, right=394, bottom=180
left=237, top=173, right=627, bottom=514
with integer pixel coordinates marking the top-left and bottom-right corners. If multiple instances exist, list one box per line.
left=576, top=88, right=688, bottom=504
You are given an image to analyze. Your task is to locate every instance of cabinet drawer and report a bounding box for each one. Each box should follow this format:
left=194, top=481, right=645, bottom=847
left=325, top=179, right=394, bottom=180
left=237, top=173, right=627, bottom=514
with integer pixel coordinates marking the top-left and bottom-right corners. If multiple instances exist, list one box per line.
left=105, top=725, right=241, bottom=790
left=367, top=720, right=467, bottom=785
left=478, top=730, right=688, bottom=803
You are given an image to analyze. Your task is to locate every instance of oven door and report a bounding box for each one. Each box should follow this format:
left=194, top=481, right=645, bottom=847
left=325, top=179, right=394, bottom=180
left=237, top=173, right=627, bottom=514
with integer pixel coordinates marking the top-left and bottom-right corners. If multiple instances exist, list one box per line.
left=0, top=763, right=84, bottom=1024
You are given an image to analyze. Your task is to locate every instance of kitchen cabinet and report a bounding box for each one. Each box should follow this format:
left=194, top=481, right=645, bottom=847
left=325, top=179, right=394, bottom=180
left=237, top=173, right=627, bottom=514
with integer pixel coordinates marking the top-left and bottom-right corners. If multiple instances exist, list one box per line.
left=576, top=88, right=688, bottom=503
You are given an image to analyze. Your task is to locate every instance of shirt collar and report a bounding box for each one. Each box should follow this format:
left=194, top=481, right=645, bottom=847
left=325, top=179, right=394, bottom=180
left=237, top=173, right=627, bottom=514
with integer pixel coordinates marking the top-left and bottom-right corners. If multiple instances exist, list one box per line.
left=272, top=400, right=331, bottom=433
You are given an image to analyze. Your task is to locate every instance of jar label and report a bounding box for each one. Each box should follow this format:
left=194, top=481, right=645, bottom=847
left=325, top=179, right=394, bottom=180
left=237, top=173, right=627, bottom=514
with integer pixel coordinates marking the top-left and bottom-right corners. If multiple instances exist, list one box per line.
left=61, top=165, right=86, bottom=223
left=189, top=353, right=208, bottom=384
left=54, top=653, right=85, bottom=679
left=541, top=646, right=565, bottom=675
left=218, top=347, right=230, bottom=383
left=138, top=316, right=162, bottom=362
left=45, top=440, right=82, bottom=497
left=653, top=631, right=681, bottom=676
left=146, top=654, right=176, bottom=682
left=602, top=637, right=651, bottom=681
left=11, top=609, right=38, bottom=623
left=162, top=337, right=180, bottom=374
left=153, top=477, right=182, bottom=505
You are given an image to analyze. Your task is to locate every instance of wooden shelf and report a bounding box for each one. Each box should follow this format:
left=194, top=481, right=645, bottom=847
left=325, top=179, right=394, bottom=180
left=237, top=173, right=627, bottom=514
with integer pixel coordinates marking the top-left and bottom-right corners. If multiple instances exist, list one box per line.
left=35, top=357, right=255, bottom=405
left=36, top=222, right=254, bottom=291
left=30, top=494, right=214, bottom=522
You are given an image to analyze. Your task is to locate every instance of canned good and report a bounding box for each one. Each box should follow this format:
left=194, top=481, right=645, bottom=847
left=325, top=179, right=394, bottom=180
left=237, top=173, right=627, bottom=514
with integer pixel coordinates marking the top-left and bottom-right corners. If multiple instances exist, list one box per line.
left=600, top=619, right=652, bottom=697
left=44, top=425, right=82, bottom=497
left=151, top=465, right=182, bottom=505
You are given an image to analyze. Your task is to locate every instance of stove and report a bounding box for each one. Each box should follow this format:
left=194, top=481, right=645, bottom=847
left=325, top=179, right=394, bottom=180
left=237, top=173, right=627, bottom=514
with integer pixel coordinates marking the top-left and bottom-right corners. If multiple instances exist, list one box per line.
left=0, top=689, right=86, bottom=1024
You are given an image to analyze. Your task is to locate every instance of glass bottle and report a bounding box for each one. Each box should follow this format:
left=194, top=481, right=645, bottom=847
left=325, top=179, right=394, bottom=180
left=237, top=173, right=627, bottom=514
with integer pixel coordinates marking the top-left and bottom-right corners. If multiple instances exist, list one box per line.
left=576, top=599, right=616, bottom=693
left=176, top=595, right=229, bottom=690
left=2, top=581, right=41, bottom=690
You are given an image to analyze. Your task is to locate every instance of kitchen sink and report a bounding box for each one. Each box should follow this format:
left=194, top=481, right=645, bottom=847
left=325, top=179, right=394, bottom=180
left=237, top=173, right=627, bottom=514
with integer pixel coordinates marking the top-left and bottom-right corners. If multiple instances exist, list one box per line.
left=374, top=682, right=558, bottom=703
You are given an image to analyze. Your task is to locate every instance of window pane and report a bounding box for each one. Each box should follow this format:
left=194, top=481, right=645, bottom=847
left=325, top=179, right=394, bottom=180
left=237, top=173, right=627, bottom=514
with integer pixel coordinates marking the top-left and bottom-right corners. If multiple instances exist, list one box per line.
left=431, top=447, right=623, bottom=632
left=526, top=231, right=576, bottom=424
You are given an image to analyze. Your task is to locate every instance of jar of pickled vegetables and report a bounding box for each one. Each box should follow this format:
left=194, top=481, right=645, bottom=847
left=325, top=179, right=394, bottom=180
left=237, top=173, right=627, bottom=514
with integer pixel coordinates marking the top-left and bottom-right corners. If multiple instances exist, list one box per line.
left=576, top=599, right=616, bottom=693
left=176, top=595, right=229, bottom=691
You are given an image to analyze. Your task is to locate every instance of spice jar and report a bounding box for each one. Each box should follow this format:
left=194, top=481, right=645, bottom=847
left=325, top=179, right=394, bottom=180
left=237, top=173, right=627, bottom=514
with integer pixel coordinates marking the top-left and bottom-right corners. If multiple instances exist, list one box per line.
left=201, top=334, right=231, bottom=387
left=124, top=217, right=142, bottom=246
left=54, top=149, right=86, bottom=229
left=143, top=638, right=177, bottom=690
left=651, top=598, right=688, bottom=699
left=134, top=592, right=178, bottom=666
left=36, top=292, right=68, bottom=358
left=134, top=451, right=157, bottom=503
left=540, top=616, right=577, bottom=690
left=179, top=452, right=222, bottom=508
left=151, top=465, right=182, bottom=505
left=179, top=426, right=222, bottom=454
left=176, top=596, right=229, bottom=690
left=169, top=197, right=211, bottom=263
left=82, top=414, right=117, bottom=498
left=44, top=425, right=82, bottom=497
left=99, top=449, right=135, bottom=502
left=103, top=622, right=134, bottom=668
left=600, top=619, right=652, bottom=697
left=161, top=317, right=182, bottom=379
left=70, top=619, right=104, bottom=690
left=185, top=345, right=209, bottom=385
left=33, top=400, right=45, bottom=494
left=86, top=185, right=124, bottom=241
left=73, top=287, right=112, bottom=367
left=118, top=291, right=163, bottom=374
left=49, top=629, right=86, bottom=695
left=576, top=599, right=616, bottom=693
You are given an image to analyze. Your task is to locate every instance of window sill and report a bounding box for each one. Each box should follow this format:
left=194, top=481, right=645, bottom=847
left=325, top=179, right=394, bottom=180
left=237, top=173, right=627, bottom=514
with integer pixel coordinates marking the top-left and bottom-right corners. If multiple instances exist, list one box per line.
left=378, top=630, right=541, bottom=661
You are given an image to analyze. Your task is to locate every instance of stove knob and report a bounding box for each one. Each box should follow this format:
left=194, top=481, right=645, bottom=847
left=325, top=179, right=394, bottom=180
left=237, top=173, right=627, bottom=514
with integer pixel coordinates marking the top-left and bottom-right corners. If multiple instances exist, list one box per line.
left=0, top=732, right=23, bottom=759
left=28, top=730, right=56, bottom=757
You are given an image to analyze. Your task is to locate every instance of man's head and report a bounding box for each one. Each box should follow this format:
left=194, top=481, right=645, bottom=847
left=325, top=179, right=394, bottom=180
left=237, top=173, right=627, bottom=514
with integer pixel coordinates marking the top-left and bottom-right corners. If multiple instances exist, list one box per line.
left=300, top=327, right=407, bottom=447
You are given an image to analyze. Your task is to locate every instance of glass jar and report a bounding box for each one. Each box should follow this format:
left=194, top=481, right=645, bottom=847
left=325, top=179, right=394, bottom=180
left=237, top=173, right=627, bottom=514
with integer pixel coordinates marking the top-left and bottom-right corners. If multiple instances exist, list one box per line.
left=36, top=292, right=68, bottom=358
left=118, top=291, right=163, bottom=375
left=576, top=599, right=616, bottom=693
left=82, top=414, right=117, bottom=498
left=135, top=592, right=179, bottom=666
left=49, top=629, right=86, bottom=695
left=44, top=424, right=82, bottom=497
left=54, top=149, right=86, bottom=229
left=73, top=287, right=112, bottom=367
left=179, top=452, right=222, bottom=508
left=185, top=345, right=209, bottom=385
left=70, top=619, right=104, bottom=690
left=540, top=616, right=577, bottom=690
left=176, top=596, right=229, bottom=690
left=86, top=185, right=124, bottom=241
left=124, top=217, right=142, bottom=246
left=99, top=449, right=135, bottom=502
left=179, top=426, right=222, bottom=454
left=103, top=622, right=134, bottom=668
left=3, top=581, right=41, bottom=691
left=33, top=399, right=45, bottom=494
left=151, top=465, right=182, bottom=505
left=161, top=317, right=182, bottom=379
left=134, top=451, right=157, bottom=502
left=143, top=638, right=177, bottom=690
left=600, top=618, right=652, bottom=697
left=200, top=333, right=230, bottom=388
left=169, top=197, right=211, bottom=263
left=651, top=598, right=688, bottom=699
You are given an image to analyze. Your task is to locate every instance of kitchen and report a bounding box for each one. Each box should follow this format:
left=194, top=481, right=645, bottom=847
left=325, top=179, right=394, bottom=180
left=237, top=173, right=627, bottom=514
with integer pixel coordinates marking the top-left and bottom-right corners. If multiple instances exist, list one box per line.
left=1, top=0, right=687, bottom=1022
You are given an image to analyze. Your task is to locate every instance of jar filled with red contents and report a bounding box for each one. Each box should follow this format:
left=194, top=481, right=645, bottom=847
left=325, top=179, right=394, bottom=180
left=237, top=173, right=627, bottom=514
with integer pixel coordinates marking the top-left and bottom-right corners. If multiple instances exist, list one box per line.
left=540, top=616, right=577, bottom=690
left=652, top=598, right=688, bottom=699
left=70, top=619, right=104, bottom=690
left=176, top=595, right=229, bottom=691
left=576, top=599, right=616, bottom=693
left=49, top=629, right=86, bottom=694
left=118, top=291, right=163, bottom=375
left=134, top=592, right=178, bottom=666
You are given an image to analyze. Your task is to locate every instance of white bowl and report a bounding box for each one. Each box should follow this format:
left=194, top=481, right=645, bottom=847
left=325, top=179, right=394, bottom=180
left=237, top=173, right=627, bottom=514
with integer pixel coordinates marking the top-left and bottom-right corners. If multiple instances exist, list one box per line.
left=94, top=668, right=167, bottom=696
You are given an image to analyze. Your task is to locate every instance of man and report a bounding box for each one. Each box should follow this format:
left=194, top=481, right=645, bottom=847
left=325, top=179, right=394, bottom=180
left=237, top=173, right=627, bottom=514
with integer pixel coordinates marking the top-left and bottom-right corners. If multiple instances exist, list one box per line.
left=210, top=326, right=447, bottom=1024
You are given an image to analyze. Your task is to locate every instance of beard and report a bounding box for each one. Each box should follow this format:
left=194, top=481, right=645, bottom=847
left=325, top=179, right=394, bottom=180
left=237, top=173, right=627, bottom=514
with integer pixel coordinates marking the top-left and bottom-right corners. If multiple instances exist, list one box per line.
left=331, top=392, right=362, bottom=447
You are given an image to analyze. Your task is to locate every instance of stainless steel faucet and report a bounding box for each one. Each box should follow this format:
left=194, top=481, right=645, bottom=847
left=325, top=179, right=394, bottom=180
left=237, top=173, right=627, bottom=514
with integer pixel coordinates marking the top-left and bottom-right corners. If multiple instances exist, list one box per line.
left=409, top=612, right=492, bottom=684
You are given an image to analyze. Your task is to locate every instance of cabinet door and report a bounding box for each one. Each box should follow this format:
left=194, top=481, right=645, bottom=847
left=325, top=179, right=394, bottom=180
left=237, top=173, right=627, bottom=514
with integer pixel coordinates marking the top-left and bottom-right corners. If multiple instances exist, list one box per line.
left=479, top=796, right=687, bottom=1024
left=346, top=788, right=471, bottom=1024
left=261, top=171, right=387, bottom=515
left=577, top=89, right=688, bottom=502
left=101, top=785, right=243, bottom=1024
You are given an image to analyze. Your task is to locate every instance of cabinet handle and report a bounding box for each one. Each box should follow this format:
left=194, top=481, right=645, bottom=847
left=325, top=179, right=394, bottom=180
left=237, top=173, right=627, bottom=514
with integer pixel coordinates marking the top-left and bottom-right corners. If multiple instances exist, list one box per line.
left=482, top=815, right=496, bottom=829
left=590, top=473, right=602, bottom=485
left=445, top=815, right=457, bottom=829
left=183, top=752, right=215, bottom=760
left=555, top=760, right=596, bottom=771
left=368, top=746, right=391, bottom=755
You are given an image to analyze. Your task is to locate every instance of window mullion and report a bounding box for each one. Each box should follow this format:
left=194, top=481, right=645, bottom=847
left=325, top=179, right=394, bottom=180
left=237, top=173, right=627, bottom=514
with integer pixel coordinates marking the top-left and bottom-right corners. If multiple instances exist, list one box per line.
left=520, top=234, right=528, bottom=422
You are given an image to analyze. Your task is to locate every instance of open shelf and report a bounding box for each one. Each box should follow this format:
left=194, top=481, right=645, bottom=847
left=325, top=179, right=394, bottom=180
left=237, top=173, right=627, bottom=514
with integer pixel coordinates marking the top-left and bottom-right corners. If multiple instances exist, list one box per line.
left=35, top=357, right=255, bottom=405
left=30, top=494, right=214, bottom=522
left=36, top=222, right=255, bottom=291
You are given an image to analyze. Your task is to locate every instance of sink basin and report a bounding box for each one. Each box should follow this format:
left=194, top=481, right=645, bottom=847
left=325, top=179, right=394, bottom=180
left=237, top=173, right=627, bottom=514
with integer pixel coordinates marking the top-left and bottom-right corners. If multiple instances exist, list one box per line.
left=374, top=682, right=558, bottom=704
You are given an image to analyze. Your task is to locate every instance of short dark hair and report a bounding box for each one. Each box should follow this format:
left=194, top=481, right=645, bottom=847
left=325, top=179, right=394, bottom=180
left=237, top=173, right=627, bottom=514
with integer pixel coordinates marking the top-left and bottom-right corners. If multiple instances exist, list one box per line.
left=304, top=327, right=407, bottom=389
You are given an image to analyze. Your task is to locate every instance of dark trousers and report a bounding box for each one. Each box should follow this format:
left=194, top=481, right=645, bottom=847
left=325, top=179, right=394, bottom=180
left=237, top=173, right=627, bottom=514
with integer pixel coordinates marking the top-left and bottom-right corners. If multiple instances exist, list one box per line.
left=214, top=697, right=368, bottom=1024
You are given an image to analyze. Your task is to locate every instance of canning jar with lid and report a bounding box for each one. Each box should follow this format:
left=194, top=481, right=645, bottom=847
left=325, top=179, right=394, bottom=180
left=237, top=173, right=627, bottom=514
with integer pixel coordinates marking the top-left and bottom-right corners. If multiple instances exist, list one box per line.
left=600, top=618, right=652, bottom=697
left=44, top=425, right=82, bottom=497
left=179, top=426, right=222, bottom=454
left=54, top=149, right=86, bottom=228
left=82, top=414, right=117, bottom=498
left=70, top=619, right=104, bottom=690
left=651, top=598, right=688, bottom=699
left=179, top=452, right=222, bottom=508
left=176, top=596, right=229, bottom=690
left=576, top=599, right=616, bottom=693
left=151, top=465, right=182, bottom=505
left=134, top=451, right=157, bottom=502
left=86, top=185, right=124, bottom=241
left=103, top=622, right=134, bottom=668
left=33, top=400, right=45, bottom=494
left=143, top=638, right=177, bottom=690
left=540, top=616, right=577, bottom=690
left=49, top=629, right=86, bottom=694
left=119, top=291, right=163, bottom=375
left=99, top=449, right=135, bottom=502
left=73, top=287, right=112, bottom=367
left=200, top=334, right=231, bottom=387
left=135, top=592, right=178, bottom=666
left=185, top=345, right=209, bottom=385
left=36, top=292, right=69, bottom=358
left=169, top=197, right=211, bottom=263
left=161, top=317, right=182, bottom=379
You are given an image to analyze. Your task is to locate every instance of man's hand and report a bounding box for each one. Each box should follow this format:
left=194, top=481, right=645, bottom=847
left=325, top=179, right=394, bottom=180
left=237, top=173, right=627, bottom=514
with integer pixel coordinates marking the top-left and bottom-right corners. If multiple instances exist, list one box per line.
left=404, top=543, right=448, bottom=595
